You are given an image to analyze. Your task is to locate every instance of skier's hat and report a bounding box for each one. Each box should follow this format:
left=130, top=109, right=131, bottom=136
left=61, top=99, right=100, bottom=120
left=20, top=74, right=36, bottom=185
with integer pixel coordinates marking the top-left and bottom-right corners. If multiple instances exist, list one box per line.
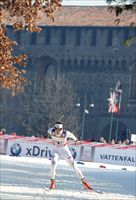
left=54, top=122, right=63, bottom=129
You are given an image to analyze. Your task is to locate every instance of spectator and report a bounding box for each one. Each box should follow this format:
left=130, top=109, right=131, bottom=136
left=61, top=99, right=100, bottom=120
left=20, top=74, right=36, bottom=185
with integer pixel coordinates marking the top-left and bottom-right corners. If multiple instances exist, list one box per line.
left=103, top=139, right=107, bottom=143
left=111, top=139, right=115, bottom=144
left=11, top=132, right=16, bottom=136
left=99, top=137, right=105, bottom=143
left=123, top=139, right=130, bottom=145
left=117, top=140, right=122, bottom=144
left=85, top=139, right=91, bottom=142
left=0, top=128, right=6, bottom=136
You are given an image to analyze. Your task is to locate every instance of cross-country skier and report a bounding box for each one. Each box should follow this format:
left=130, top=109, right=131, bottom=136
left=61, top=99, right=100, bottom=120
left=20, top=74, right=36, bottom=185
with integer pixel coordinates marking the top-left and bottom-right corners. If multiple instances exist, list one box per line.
left=47, top=121, right=92, bottom=190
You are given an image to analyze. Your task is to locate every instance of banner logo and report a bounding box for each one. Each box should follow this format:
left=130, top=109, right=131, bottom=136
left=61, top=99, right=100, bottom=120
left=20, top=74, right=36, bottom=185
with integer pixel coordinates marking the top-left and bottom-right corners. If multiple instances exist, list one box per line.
left=10, top=143, right=22, bottom=156
left=26, top=146, right=51, bottom=157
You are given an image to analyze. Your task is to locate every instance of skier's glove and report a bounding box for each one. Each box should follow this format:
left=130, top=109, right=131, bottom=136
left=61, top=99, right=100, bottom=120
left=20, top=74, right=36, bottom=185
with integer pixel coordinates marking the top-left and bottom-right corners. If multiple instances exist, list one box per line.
left=75, top=140, right=78, bottom=146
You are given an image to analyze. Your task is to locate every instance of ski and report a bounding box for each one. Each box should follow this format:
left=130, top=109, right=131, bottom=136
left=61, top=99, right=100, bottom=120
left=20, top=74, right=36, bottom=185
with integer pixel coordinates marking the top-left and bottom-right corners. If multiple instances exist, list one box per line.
left=82, top=178, right=103, bottom=194
left=82, top=187, right=103, bottom=194
left=44, top=187, right=52, bottom=191
left=91, top=188, right=103, bottom=194
left=45, top=187, right=103, bottom=194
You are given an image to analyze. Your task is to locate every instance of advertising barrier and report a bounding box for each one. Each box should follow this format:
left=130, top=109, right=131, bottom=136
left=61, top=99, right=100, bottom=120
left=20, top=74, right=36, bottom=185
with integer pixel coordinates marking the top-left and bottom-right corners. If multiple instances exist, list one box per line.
left=1, top=134, right=136, bottom=166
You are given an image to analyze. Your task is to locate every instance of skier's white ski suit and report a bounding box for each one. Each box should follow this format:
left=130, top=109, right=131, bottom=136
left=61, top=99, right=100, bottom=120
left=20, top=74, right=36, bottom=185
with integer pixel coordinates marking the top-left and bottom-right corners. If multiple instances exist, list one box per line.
left=48, top=127, right=84, bottom=180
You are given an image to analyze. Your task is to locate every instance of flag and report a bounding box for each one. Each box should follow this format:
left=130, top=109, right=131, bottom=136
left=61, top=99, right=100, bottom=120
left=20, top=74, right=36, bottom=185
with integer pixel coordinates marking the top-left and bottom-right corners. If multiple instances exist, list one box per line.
left=108, top=81, right=122, bottom=114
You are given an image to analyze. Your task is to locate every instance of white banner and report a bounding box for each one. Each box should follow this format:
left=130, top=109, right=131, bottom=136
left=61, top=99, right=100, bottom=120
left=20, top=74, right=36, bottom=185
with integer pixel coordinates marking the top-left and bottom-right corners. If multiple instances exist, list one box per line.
left=7, top=140, right=53, bottom=158
left=6, top=140, right=80, bottom=160
left=93, top=147, right=136, bottom=166
left=0, top=139, right=5, bottom=154
left=79, top=146, right=92, bottom=161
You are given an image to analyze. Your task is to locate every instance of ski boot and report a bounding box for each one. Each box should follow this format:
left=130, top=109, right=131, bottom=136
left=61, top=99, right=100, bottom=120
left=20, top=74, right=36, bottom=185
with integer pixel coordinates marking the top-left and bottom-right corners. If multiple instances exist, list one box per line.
left=50, top=179, right=55, bottom=189
left=81, top=178, right=93, bottom=190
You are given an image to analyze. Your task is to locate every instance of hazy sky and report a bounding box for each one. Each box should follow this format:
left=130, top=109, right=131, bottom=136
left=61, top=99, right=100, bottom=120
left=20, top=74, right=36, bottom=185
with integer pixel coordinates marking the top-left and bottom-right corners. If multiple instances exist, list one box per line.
left=62, top=0, right=109, bottom=6
left=62, top=0, right=132, bottom=6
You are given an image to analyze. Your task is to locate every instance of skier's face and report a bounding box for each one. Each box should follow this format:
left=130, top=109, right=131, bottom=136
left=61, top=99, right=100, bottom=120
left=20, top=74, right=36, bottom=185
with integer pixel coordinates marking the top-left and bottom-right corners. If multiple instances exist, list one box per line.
left=55, top=128, right=62, bottom=136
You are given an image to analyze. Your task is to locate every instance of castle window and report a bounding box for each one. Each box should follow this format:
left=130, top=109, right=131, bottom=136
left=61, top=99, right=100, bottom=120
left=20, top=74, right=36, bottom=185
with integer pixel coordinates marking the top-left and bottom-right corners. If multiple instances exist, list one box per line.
left=73, top=59, right=78, bottom=66
left=75, top=29, right=81, bottom=46
left=87, top=59, right=91, bottom=67
left=30, top=32, right=37, bottom=45
left=60, top=28, right=66, bottom=45
left=60, top=59, right=65, bottom=67
left=45, top=29, right=51, bottom=45
left=80, top=59, right=85, bottom=67
left=124, top=28, right=129, bottom=41
left=107, top=60, right=113, bottom=70
left=91, top=28, right=97, bottom=46
left=67, top=59, right=71, bottom=67
left=107, top=29, right=113, bottom=46
left=115, top=60, right=119, bottom=67
left=121, top=59, right=127, bottom=67
left=101, top=59, right=105, bottom=67
left=94, top=58, right=99, bottom=67
left=130, top=63, right=136, bottom=99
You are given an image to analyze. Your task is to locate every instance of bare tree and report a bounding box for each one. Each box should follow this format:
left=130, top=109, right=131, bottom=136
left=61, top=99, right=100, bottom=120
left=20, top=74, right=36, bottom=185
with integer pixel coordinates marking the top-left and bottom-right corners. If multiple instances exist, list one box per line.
left=15, top=73, right=80, bottom=137
left=43, top=73, right=80, bottom=133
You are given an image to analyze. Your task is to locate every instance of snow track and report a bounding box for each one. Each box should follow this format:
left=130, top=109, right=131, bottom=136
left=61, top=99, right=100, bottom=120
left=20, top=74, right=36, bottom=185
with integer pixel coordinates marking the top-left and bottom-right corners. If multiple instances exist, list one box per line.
left=0, top=155, right=135, bottom=200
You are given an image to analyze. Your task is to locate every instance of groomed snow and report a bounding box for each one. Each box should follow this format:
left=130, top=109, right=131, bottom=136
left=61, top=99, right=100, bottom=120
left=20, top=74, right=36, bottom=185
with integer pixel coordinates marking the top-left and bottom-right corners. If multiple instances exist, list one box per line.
left=0, top=155, right=136, bottom=200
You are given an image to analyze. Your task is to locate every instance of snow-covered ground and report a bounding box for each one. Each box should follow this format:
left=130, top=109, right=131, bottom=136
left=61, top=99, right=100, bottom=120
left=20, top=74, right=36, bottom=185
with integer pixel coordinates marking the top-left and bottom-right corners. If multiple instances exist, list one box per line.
left=0, top=155, right=136, bottom=200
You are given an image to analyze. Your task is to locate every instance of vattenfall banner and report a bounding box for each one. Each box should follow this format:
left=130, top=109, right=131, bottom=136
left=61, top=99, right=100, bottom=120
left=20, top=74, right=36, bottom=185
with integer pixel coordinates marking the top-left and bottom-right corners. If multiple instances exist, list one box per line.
left=93, top=147, right=136, bottom=166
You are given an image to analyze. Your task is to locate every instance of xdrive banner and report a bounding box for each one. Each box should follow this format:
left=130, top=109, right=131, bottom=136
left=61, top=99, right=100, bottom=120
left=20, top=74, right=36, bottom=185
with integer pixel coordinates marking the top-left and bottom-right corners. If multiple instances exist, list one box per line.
left=7, top=140, right=53, bottom=158
left=6, top=140, right=81, bottom=160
